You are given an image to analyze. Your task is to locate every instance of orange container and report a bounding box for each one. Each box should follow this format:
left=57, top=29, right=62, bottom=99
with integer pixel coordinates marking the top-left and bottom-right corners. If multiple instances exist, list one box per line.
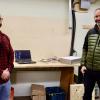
left=10, top=87, right=14, bottom=100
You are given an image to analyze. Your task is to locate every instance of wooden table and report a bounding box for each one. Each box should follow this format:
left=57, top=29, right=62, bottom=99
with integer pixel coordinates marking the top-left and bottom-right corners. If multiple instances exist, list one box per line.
left=11, top=61, right=76, bottom=100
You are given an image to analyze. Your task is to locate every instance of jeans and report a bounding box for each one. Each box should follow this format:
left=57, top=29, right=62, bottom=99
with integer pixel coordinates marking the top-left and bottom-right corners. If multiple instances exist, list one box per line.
left=0, top=80, right=11, bottom=100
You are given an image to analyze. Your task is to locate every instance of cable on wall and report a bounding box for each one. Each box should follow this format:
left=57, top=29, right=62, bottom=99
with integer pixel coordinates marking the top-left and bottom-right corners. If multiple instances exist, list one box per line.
left=70, top=0, right=77, bottom=56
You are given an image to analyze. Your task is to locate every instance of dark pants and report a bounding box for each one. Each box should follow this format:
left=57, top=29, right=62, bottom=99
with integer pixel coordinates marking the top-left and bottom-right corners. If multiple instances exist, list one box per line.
left=78, top=66, right=84, bottom=84
left=83, top=69, right=100, bottom=100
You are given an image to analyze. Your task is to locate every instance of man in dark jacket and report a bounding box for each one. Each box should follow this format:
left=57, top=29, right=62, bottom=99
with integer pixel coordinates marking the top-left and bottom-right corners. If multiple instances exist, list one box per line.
left=81, top=8, right=100, bottom=100
left=0, top=15, right=14, bottom=100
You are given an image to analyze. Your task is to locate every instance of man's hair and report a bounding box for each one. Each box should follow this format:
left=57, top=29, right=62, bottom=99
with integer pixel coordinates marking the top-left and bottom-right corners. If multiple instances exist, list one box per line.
left=0, top=17, right=2, bottom=20
left=95, top=8, right=100, bottom=12
left=0, top=15, right=3, bottom=20
left=0, top=15, right=1, bottom=18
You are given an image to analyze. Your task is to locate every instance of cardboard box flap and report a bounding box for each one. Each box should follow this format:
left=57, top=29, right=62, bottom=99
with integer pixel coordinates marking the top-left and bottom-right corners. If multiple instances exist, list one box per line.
left=31, top=84, right=45, bottom=96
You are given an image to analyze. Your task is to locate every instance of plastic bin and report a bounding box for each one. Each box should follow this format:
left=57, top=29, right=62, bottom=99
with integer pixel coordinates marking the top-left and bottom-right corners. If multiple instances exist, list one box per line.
left=46, top=87, right=66, bottom=100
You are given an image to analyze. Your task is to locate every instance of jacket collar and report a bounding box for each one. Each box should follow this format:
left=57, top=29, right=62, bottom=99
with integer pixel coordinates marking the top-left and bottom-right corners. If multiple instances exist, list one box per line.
left=94, top=24, right=100, bottom=34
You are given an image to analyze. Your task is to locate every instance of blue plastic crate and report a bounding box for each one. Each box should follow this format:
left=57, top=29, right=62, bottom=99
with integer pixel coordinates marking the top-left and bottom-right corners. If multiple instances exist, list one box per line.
left=46, top=86, right=66, bottom=100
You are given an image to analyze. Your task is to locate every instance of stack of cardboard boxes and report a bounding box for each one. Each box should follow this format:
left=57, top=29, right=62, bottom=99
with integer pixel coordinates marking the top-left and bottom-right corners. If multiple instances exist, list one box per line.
left=70, top=84, right=95, bottom=100
left=31, top=84, right=46, bottom=100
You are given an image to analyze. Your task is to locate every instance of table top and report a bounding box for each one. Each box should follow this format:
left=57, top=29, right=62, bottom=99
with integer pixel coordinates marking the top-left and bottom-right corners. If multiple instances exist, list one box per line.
left=14, top=61, right=80, bottom=69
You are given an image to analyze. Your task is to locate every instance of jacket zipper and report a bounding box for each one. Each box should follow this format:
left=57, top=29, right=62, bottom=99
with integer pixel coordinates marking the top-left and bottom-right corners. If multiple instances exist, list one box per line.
left=92, top=34, right=100, bottom=70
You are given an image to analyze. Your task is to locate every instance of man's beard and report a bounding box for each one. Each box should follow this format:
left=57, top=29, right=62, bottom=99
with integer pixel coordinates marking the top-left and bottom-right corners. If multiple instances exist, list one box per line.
left=97, top=22, right=100, bottom=27
left=95, top=20, right=100, bottom=27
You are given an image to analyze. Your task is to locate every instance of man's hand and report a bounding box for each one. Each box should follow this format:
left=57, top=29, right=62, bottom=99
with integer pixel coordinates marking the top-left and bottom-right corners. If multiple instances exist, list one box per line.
left=1, top=68, right=10, bottom=80
left=81, top=66, right=87, bottom=74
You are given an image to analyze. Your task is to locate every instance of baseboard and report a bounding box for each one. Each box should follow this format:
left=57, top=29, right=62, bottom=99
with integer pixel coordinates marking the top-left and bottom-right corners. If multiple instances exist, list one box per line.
left=14, top=96, right=31, bottom=100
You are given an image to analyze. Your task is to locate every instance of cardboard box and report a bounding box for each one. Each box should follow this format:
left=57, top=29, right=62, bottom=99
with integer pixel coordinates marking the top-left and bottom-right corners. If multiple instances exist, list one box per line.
left=31, top=84, right=46, bottom=100
left=32, top=95, right=45, bottom=100
left=59, top=56, right=81, bottom=64
left=70, top=84, right=95, bottom=100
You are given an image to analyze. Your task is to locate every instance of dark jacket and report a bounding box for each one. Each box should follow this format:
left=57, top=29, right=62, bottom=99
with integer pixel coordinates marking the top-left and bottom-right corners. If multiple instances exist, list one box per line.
left=81, top=24, right=100, bottom=71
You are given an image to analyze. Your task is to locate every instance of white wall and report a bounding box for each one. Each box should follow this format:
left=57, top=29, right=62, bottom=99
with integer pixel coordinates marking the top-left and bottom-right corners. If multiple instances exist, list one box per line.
left=0, top=0, right=70, bottom=96
left=0, top=0, right=71, bottom=60
left=12, top=71, right=61, bottom=96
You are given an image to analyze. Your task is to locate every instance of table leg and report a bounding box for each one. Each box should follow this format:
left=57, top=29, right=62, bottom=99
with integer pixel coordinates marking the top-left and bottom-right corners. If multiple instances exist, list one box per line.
left=60, top=67, right=74, bottom=100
